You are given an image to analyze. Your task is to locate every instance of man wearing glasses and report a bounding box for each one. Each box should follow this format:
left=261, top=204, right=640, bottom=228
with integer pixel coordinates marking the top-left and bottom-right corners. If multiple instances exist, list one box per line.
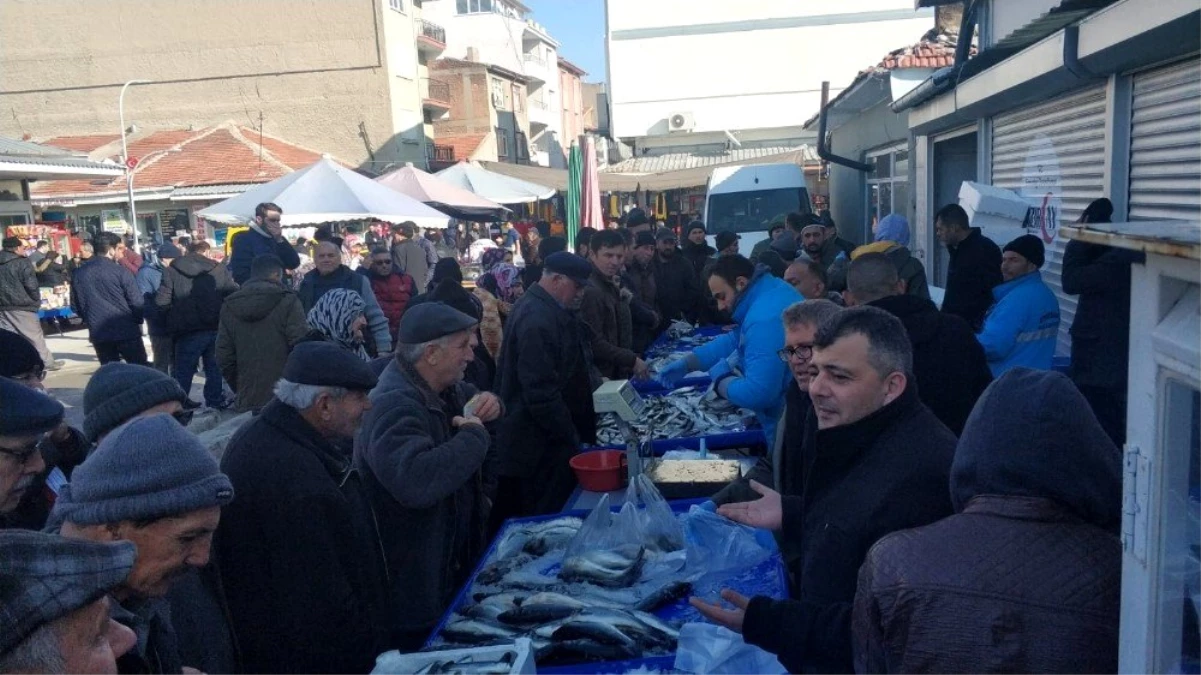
left=228, top=202, right=301, bottom=285
left=0, top=376, right=66, bottom=528
left=358, top=246, right=416, bottom=346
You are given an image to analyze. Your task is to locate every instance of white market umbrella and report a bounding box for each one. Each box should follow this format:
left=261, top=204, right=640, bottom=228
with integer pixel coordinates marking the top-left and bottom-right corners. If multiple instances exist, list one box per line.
left=375, top=163, right=509, bottom=221
left=197, top=157, right=450, bottom=229
left=434, top=161, right=555, bottom=205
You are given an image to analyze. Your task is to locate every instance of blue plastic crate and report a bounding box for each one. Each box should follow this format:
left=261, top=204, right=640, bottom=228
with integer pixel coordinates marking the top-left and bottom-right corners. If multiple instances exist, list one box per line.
left=630, top=375, right=712, bottom=395
left=425, top=499, right=790, bottom=673
left=644, top=325, right=731, bottom=359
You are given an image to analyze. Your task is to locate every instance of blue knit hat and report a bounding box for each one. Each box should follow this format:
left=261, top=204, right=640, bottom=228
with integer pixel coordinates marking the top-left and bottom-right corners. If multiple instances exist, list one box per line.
left=83, top=362, right=187, bottom=441
left=51, top=414, right=233, bottom=526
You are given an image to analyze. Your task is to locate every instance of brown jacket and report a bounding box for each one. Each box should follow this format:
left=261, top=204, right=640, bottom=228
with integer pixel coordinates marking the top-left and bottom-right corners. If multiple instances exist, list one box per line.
left=216, top=280, right=308, bottom=411
left=578, top=267, right=636, bottom=379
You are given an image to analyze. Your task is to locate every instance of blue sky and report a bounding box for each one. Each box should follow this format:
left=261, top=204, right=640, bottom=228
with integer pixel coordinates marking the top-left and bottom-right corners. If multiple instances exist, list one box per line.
left=524, top=0, right=606, bottom=82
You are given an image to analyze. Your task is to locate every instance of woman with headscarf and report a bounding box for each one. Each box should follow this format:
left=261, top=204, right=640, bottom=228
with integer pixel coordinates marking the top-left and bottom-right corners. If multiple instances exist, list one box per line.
left=305, top=288, right=372, bottom=361
left=520, top=227, right=541, bottom=267
left=479, top=247, right=508, bottom=272
left=827, top=213, right=930, bottom=299
left=427, top=257, right=463, bottom=292
left=474, top=262, right=523, bottom=359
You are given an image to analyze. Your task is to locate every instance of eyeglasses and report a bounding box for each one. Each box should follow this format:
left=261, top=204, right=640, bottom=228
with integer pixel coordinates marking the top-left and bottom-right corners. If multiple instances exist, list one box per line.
left=0, top=435, right=47, bottom=465
left=14, top=368, right=46, bottom=384
left=777, top=344, right=814, bottom=362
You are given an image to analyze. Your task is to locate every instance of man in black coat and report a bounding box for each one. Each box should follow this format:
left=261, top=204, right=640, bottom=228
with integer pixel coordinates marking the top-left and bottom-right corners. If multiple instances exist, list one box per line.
left=492, top=252, right=598, bottom=522
left=691, top=307, right=956, bottom=674
left=651, top=228, right=705, bottom=330
left=0, top=237, right=62, bottom=370
left=935, top=203, right=1003, bottom=331
left=1062, top=197, right=1142, bottom=446
left=356, top=303, right=503, bottom=651
left=847, top=252, right=992, bottom=435
left=219, top=342, right=388, bottom=674
left=70, top=232, right=147, bottom=365
left=157, top=240, right=238, bottom=409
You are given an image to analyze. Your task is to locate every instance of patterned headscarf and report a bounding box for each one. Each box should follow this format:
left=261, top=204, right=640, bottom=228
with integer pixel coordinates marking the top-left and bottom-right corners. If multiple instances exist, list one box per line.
left=483, top=263, right=522, bottom=303
left=480, top=247, right=508, bottom=271
left=306, top=288, right=369, bottom=361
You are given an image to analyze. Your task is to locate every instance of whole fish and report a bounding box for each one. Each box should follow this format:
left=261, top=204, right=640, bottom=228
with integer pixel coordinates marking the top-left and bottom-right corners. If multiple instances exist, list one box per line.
left=542, top=638, right=641, bottom=663
left=572, top=608, right=671, bottom=650
left=440, top=620, right=520, bottom=645
left=552, top=619, right=640, bottom=651
left=437, top=651, right=516, bottom=675
left=496, top=602, right=579, bottom=625
left=634, top=580, right=692, bottom=612
left=462, top=603, right=508, bottom=623
left=559, top=546, right=645, bottom=588
left=630, top=610, right=681, bottom=643
left=476, top=554, right=534, bottom=586
left=495, top=570, right=560, bottom=591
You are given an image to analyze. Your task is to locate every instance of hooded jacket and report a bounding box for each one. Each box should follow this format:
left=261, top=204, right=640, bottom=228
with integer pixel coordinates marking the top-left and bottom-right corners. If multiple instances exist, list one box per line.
left=355, top=357, right=493, bottom=641
left=852, top=369, right=1122, bottom=674
left=741, top=385, right=956, bottom=674
left=156, top=253, right=239, bottom=335
left=579, top=266, right=637, bottom=379
left=0, top=249, right=41, bottom=312
left=216, top=280, right=309, bottom=412
left=227, top=224, right=302, bottom=285
left=298, top=265, right=393, bottom=354
left=977, top=270, right=1060, bottom=376
left=70, top=256, right=145, bottom=343
left=691, top=268, right=800, bottom=443
left=868, top=294, right=992, bottom=435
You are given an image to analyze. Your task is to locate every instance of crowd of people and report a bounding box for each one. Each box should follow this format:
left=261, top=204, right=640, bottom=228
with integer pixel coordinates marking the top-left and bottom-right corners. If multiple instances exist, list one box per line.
left=0, top=196, right=1139, bottom=674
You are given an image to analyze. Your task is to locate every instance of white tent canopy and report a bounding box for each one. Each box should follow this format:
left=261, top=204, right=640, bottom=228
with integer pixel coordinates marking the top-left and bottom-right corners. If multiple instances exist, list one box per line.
left=197, top=158, right=450, bottom=229
left=434, top=161, right=555, bottom=204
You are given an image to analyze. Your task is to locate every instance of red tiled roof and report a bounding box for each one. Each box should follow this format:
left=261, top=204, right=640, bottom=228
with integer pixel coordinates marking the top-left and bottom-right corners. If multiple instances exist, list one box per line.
left=43, top=134, right=121, bottom=154
left=31, top=123, right=339, bottom=199
left=877, top=31, right=974, bottom=71
left=436, top=133, right=488, bottom=162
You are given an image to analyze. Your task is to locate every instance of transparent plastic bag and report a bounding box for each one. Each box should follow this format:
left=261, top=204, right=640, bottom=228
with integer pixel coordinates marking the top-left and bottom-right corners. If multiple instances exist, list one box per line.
left=565, top=475, right=684, bottom=559
left=673, top=623, right=785, bottom=674
left=683, top=504, right=776, bottom=577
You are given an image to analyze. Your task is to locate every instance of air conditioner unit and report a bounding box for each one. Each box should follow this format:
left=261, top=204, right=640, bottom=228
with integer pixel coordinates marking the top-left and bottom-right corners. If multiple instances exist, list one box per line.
left=668, top=111, right=695, bottom=132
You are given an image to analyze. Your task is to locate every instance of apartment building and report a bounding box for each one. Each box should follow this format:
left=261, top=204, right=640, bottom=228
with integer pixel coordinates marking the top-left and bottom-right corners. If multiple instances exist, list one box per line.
left=558, top=58, right=588, bottom=152
left=421, top=0, right=569, bottom=167
left=0, top=0, right=442, bottom=169
left=429, top=58, right=531, bottom=169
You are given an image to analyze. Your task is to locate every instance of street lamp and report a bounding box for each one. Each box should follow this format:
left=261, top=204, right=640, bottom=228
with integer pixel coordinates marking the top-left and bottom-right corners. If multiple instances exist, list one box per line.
left=119, top=79, right=152, bottom=254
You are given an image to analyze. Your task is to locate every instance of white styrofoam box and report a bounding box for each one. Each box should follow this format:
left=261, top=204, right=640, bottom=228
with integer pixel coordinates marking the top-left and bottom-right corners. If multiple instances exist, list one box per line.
left=371, top=638, right=535, bottom=675
left=958, top=181, right=1029, bottom=224
left=970, top=214, right=1028, bottom=246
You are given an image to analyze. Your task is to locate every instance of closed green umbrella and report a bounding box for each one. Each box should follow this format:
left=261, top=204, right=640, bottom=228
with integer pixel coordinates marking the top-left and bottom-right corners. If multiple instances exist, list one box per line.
left=566, top=141, right=582, bottom=251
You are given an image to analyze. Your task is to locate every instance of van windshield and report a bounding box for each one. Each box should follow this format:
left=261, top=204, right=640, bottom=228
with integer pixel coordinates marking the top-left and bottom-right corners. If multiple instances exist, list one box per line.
left=706, top=188, right=811, bottom=234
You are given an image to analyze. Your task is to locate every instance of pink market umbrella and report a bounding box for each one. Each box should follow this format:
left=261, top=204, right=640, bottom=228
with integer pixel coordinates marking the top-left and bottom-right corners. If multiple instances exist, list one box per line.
left=376, top=163, right=509, bottom=222
left=579, top=137, right=603, bottom=231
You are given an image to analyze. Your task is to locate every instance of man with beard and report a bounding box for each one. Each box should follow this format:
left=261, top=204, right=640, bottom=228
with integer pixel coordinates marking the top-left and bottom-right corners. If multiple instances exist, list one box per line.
left=579, top=229, right=648, bottom=380
left=798, top=219, right=840, bottom=269
left=657, top=255, right=800, bottom=443
left=53, top=415, right=235, bottom=674
left=219, top=342, right=388, bottom=673
left=651, top=228, right=704, bottom=329
left=492, top=253, right=597, bottom=520
left=356, top=303, right=503, bottom=650
left=690, top=307, right=956, bottom=674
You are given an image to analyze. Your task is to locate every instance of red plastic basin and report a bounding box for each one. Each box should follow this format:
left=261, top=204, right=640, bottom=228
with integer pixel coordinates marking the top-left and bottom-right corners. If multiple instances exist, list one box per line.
left=569, top=449, right=627, bottom=492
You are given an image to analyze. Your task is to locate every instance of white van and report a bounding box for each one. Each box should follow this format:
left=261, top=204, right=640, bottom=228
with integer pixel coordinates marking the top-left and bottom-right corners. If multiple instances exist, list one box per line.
left=704, top=163, right=813, bottom=258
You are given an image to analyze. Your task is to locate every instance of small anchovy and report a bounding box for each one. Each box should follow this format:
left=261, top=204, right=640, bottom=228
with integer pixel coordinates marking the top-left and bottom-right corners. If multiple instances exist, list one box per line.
left=634, top=580, right=693, bottom=613
left=594, top=388, right=757, bottom=446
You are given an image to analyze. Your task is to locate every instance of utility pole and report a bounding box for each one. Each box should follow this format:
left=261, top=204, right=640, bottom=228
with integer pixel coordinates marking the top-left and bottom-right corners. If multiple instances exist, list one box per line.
left=119, top=79, right=153, bottom=253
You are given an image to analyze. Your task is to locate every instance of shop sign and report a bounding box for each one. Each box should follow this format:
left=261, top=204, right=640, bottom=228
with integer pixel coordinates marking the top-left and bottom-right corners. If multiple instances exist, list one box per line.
left=1019, top=134, right=1062, bottom=244
left=101, top=209, right=129, bottom=235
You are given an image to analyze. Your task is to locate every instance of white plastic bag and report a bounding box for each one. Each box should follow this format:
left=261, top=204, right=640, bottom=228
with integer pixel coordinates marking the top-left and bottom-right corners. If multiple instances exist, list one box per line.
left=673, top=622, right=786, bottom=674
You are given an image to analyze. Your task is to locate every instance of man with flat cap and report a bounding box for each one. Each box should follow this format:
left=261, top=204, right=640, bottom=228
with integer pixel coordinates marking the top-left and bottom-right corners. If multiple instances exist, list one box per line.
left=0, top=529, right=138, bottom=673
left=219, top=341, right=388, bottom=674
left=492, top=251, right=599, bottom=522
left=0, top=375, right=65, bottom=529
left=356, top=302, right=503, bottom=650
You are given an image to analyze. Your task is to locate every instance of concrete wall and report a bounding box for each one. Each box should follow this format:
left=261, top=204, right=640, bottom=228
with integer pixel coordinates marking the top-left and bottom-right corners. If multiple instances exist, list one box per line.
left=0, top=0, right=424, bottom=168
left=381, top=1, right=426, bottom=168
left=826, top=99, right=911, bottom=246
left=432, top=64, right=496, bottom=137
left=606, top=0, right=933, bottom=140
left=559, top=67, right=585, bottom=149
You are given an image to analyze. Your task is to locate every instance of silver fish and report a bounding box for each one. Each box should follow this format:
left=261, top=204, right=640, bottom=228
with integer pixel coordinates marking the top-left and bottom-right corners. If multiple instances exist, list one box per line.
left=552, top=619, right=639, bottom=651
left=440, top=620, right=520, bottom=645
left=497, top=602, right=578, bottom=625
left=634, top=580, right=692, bottom=612
left=559, top=546, right=645, bottom=588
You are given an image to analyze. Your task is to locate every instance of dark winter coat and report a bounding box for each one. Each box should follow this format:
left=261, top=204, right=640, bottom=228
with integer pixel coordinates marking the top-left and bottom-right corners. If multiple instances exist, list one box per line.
left=355, top=358, right=494, bottom=640
left=358, top=267, right=415, bottom=343
left=494, top=284, right=597, bottom=479
left=713, top=382, right=810, bottom=506
left=868, top=294, right=992, bottom=435
left=0, top=250, right=40, bottom=312
left=853, top=368, right=1122, bottom=674
left=579, top=267, right=637, bottom=378
left=741, top=386, right=956, bottom=674
left=1062, top=240, right=1144, bottom=392
left=390, top=239, right=429, bottom=288
left=681, top=240, right=716, bottom=280
left=135, top=262, right=168, bottom=337
left=112, top=596, right=183, bottom=675
left=652, top=249, right=704, bottom=327
left=36, top=259, right=67, bottom=287
left=298, top=265, right=392, bottom=353
left=156, top=253, right=238, bottom=335
left=624, top=259, right=658, bottom=353
left=215, top=280, right=309, bottom=412
left=828, top=244, right=931, bottom=300
left=942, top=228, right=1003, bottom=331
left=70, top=257, right=144, bottom=342
left=219, top=400, right=389, bottom=674
left=227, top=226, right=301, bottom=285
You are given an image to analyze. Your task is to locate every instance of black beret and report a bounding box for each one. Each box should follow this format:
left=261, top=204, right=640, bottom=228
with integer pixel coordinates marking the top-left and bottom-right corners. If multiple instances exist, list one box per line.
left=543, top=251, right=592, bottom=285
left=634, top=231, right=656, bottom=248
left=0, top=329, right=43, bottom=378
left=398, top=302, right=479, bottom=344
left=0, top=376, right=64, bottom=436
left=281, top=342, right=378, bottom=391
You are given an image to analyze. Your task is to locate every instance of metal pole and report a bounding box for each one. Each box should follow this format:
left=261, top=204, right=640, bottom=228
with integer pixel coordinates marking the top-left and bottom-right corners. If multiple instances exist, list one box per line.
left=119, top=79, right=152, bottom=254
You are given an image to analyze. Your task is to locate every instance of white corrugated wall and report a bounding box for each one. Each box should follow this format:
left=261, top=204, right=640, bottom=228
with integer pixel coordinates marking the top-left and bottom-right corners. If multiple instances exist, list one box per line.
left=991, top=84, right=1108, bottom=357
left=1129, top=58, right=1201, bottom=221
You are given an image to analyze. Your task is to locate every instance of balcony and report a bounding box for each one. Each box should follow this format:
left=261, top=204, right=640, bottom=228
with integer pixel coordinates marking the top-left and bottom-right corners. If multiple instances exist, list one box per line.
left=426, top=143, right=455, bottom=170
left=522, top=52, right=548, bottom=83
left=422, top=78, right=451, bottom=114
left=417, top=20, right=446, bottom=55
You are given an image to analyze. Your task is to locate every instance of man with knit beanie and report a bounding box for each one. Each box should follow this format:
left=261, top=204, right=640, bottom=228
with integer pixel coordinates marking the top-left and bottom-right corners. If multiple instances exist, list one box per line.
left=54, top=414, right=234, bottom=675
left=977, top=234, right=1060, bottom=376
left=82, top=362, right=190, bottom=443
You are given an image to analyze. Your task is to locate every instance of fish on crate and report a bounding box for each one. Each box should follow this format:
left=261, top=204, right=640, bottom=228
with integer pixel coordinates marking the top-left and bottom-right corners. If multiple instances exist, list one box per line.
left=559, top=545, right=645, bottom=588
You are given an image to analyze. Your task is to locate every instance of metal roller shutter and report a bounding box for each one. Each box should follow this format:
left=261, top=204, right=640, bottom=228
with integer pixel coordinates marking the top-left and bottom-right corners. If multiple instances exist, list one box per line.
left=1129, top=58, right=1201, bottom=221
left=991, top=84, right=1108, bottom=357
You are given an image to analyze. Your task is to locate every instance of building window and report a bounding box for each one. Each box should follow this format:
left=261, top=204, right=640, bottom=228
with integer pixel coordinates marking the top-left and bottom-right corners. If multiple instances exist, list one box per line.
left=511, top=83, right=523, bottom=112
left=491, top=78, right=507, bottom=110
left=515, top=131, right=529, bottom=163
left=866, top=143, right=909, bottom=232
left=389, top=0, right=405, bottom=12
left=496, top=126, right=510, bottom=160
left=456, top=0, right=493, bottom=14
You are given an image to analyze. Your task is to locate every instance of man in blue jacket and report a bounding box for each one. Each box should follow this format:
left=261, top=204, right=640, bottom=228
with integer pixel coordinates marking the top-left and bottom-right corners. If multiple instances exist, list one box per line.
left=658, top=255, right=801, bottom=443
left=227, top=202, right=301, bottom=284
left=135, top=243, right=180, bottom=374
left=70, top=233, right=147, bottom=365
left=977, top=234, right=1060, bottom=376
